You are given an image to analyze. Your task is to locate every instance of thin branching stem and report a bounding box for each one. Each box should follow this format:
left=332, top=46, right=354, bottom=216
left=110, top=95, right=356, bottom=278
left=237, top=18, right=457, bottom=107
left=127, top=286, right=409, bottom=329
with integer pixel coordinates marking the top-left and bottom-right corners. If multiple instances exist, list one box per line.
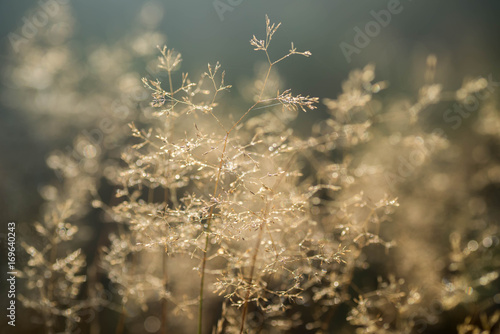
left=46, top=241, right=58, bottom=334
left=115, top=305, right=126, bottom=334
left=198, top=132, right=229, bottom=334
left=239, top=222, right=266, bottom=334
left=161, top=252, right=168, bottom=334
left=239, top=153, right=295, bottom=333
left=198, top=58, right=273, bottom=334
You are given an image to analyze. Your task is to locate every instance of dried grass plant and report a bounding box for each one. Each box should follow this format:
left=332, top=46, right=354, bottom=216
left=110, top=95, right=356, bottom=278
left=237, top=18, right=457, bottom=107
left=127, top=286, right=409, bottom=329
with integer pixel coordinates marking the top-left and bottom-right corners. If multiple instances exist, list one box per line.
left=13, top=11, right=500, bottom=334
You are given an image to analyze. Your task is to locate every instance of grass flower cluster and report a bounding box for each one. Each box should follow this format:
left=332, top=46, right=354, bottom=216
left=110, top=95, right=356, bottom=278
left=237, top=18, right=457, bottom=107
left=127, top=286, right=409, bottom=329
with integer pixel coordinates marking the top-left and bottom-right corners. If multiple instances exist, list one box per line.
left=8, top=9, right=500, bottom=334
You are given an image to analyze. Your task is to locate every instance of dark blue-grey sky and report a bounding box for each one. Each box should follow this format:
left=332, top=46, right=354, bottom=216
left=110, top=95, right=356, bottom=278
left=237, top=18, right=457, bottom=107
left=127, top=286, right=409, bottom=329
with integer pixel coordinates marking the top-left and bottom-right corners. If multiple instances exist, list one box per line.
left=1, top=0, right=500, bottom=96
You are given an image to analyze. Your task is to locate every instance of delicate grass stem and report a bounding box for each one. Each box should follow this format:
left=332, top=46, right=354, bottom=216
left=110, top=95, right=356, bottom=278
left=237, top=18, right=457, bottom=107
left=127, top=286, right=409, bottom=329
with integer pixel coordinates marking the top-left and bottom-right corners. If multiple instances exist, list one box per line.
left=198, top=58, right=273, bottom=334
left=239, top=223, right=265, bottom=334
left=115, top=305, right=126, bottom=334
left=198, top=133, right=229, bottom=334
left=161, top=251, right=168, bottom=334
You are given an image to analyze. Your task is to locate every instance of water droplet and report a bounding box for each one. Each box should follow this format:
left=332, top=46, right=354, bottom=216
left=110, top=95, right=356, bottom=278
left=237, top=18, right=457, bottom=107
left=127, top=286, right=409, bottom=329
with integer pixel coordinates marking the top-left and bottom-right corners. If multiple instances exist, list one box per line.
left=83, top=144, right=97, bottom=159
left=467, top=240, right=479, bottom=252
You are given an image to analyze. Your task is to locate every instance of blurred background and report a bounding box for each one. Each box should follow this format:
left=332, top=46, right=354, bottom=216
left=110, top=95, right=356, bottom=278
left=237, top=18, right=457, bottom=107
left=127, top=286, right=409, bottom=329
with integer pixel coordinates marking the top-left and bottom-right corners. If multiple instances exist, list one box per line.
left=1, top=0, right=500, bottom=226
